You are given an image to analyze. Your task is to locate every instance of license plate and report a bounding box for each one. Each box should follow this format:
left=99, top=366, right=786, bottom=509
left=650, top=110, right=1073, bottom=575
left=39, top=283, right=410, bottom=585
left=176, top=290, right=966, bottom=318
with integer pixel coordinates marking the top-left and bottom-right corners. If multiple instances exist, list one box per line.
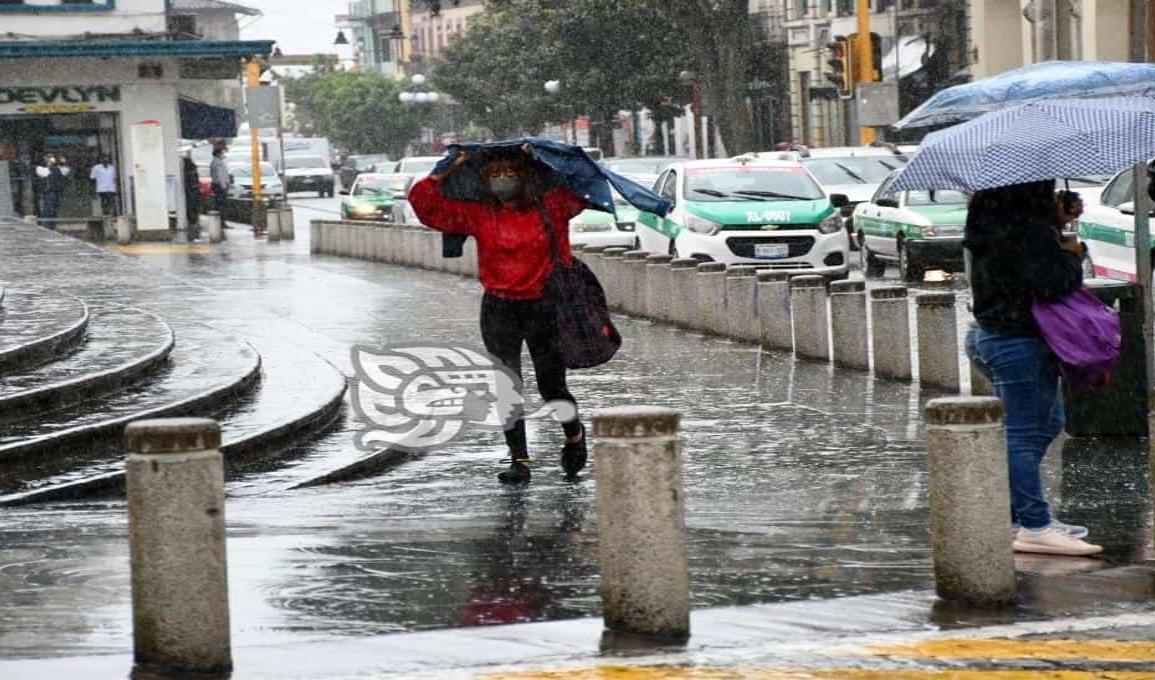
left=754, top=244, right=790, bottom=259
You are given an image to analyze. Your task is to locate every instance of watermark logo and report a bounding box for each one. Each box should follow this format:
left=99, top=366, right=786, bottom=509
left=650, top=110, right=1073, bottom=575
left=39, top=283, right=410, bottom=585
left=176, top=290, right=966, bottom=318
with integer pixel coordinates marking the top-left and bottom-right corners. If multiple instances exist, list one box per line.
left=351, top=344, right=577, bottom=452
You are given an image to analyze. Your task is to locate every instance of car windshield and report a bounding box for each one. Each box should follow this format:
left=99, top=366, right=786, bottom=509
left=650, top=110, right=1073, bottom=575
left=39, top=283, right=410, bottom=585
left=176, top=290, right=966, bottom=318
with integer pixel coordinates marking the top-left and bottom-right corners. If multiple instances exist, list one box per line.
left=399, top=158, right=440, bottom=175
left=905, top=189, right=970, bottom=206
left=1064, top=175, right=1112, bottom=188
left=354, top=176, right=411, bottom=196
left=230, top=162, right=277, bottom=178
left=803, top=157, right=906, bottom=185
left=286, top=156, right=326, bottom=169
left=685, top=167, right=826, bottom=202
left=606, top=158, right=678, bottom=176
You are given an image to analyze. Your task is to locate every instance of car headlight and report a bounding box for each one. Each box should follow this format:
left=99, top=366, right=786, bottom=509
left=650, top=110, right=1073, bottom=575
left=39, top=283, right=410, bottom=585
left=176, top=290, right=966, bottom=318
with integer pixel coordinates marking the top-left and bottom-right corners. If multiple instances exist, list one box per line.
left=352, top=204, right=376, bottom=215
left=685, top=213, right=722, bottom=235
left=570, top=222, right=612, bottom=233
left=817, top=214, right=843, bottom=234
left=924, top=224, right=962, bottom=237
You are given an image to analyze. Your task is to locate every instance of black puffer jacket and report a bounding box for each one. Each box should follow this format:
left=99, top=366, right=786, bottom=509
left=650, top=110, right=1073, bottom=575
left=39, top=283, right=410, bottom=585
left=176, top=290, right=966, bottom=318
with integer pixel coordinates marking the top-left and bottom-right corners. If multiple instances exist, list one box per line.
left=965, top=214, right=1083, bottom=338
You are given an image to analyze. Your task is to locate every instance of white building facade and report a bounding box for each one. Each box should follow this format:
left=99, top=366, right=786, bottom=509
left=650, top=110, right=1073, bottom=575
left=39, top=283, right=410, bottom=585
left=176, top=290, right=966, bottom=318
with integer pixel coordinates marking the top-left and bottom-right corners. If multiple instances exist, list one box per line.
left=0, top=0, right=271, bottom=233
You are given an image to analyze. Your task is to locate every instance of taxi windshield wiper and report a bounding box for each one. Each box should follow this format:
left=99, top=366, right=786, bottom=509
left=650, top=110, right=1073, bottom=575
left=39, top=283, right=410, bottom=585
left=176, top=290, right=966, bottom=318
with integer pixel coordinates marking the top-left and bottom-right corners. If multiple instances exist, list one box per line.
left=834, top=162, right=868, bottom=184
left=692, top=188, right=760, bottom=201
left=733, top=190, right=810, bottom=201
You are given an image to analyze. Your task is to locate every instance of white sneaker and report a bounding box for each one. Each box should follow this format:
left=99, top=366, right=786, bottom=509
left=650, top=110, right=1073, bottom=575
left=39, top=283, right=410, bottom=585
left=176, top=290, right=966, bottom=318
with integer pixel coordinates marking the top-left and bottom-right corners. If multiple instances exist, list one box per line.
left=1012, top=520, right=1090, bottom=541
left=1013, top=527, right=1103, bottom=556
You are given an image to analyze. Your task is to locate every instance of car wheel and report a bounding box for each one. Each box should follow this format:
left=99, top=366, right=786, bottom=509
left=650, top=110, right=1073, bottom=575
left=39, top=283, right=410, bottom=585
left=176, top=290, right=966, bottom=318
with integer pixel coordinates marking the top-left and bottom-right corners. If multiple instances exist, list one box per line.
left=898, top=241, right=923, bottom=283
left=860, top=240, right=886, bottom=278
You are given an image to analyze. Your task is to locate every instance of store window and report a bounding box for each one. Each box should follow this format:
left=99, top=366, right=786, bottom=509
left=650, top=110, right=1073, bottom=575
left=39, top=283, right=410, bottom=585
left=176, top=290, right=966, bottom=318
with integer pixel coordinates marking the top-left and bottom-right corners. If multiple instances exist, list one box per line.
left=0, top=0, right=115, bottom=10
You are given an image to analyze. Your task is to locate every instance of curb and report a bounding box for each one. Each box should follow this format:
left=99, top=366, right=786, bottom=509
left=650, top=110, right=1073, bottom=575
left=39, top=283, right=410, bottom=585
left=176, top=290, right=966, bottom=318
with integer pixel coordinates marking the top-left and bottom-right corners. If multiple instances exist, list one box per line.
left=0, top=294, right=90, bottom=373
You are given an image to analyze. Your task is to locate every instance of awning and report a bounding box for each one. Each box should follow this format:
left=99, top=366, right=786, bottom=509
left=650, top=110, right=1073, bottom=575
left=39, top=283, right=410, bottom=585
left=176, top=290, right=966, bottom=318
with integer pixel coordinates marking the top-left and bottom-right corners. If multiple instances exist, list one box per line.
left=882, top=36, right=935, bottom=82
left=179, top=98, right=237, bottom=139
left=0, top=39, right=274, bottom=60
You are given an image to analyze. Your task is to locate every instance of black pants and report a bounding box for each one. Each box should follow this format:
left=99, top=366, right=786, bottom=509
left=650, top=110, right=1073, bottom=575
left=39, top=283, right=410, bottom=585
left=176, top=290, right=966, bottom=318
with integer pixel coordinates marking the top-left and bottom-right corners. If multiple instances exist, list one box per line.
left=98, top=192, right=118, bottom=217
left=480, top=293, right=581, bottom=456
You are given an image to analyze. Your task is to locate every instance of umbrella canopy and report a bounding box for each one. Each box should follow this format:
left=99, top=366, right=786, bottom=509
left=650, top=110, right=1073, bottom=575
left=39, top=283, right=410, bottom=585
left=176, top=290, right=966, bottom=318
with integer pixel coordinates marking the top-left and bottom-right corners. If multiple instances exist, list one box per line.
left=894, top=61, right=1155, bottom=130
left=888, top=97, right=1155, bottom=194
left=431, top=137, right=672, bottom=217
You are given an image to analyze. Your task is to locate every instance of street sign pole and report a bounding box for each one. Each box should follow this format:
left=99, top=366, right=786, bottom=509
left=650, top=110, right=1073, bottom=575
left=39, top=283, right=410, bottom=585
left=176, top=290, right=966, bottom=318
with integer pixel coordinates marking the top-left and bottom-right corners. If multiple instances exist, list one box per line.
left=246, top=59, right=265, bottom=237
left=856, top=0, right=876, bottom=145
left=1132, top=163, right=1155, bottom=524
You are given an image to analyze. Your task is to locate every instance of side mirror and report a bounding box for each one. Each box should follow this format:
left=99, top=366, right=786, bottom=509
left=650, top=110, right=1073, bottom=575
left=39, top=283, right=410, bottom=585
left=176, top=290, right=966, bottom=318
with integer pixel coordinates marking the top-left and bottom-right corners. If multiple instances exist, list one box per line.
left=339, top=189, right=350, bottom=196
left=1118, top=202, right=1155, bottom=216
left=876, top=197, right=899, bottom=209
left=829, top=193, right=850, bottom=209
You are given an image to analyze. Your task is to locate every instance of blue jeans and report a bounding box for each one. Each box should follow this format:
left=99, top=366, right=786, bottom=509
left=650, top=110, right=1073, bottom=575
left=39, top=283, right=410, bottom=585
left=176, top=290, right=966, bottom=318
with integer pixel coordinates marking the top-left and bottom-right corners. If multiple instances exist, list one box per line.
left=41, top=190, right=61, bottom=226
left=966, top=328, right=1064, bottom=529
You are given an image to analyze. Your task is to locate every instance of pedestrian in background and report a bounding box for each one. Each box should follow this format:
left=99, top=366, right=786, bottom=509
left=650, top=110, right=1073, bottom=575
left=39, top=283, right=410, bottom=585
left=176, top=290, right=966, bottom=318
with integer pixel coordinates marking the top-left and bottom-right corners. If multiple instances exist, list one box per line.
left=409, top=147, right=589, bottom=485
left=36, top=154, right=70, bottom=228
left=182, top=153, right=201, bottom=240
left=89, top=154, right=118, bottom=217
left=964, top=180, right=1102, bottom=557
left=209, top=146, right=230, bottom=236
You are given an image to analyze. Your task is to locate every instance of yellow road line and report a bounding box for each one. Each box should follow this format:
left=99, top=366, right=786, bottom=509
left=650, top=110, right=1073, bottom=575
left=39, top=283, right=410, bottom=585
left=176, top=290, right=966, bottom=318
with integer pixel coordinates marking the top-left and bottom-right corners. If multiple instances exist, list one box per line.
left=863, top=639, right=1155, bottom=663
left=482, top=668, right=1155, bottom=680
left=113, top=245, right=214, bottom=255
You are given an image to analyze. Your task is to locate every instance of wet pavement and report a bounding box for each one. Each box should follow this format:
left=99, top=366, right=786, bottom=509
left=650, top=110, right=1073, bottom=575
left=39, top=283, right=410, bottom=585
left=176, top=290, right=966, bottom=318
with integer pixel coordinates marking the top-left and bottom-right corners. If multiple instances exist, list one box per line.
left=0, top=198, right=1152, bottom=665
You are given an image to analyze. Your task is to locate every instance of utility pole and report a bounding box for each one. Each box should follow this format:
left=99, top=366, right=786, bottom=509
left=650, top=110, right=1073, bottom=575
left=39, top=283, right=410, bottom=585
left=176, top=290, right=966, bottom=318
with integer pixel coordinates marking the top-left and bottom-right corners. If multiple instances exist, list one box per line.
left=856, top=0, right=875, bottom=145
left=246, top=58, right=266, bottom=237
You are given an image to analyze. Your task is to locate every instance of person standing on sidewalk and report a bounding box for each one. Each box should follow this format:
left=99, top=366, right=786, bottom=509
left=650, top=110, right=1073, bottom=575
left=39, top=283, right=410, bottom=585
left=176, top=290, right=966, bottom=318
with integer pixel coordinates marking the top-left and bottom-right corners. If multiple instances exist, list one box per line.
left=209, top=146, right=230, bottom=236
left=408, top=147, right=589, bottom=485
left=964, top=180, right=1102, bottom=557
left=35, top=154, right=70, bottom=228
left=89, top=155, right=118, bottom=217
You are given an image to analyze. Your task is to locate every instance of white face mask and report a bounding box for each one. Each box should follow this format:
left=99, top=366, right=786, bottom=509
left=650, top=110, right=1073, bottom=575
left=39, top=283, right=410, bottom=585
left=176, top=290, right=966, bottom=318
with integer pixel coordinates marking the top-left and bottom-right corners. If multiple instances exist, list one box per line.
left=488, top=177, right=520, bottom=201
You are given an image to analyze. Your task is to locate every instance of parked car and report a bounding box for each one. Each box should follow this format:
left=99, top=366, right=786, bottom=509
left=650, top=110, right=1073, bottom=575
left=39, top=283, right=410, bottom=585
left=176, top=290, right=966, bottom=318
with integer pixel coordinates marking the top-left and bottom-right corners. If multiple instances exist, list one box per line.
left=795, top=147, right=908, bottom=248
left=283, top=154, right=335, bottom=197
left=392, top=156, right=443, bottom=175
left=854, top=170, right=969, bottom=281
left=634, top=157, right=850, bottom=278
left=602, top=156, right=683, bottom=182
left=569, top=184, right=649, bottom=249
left=1077, top=167, right=1151, bottom=282
left=339, top=154, right=391, bottom=189
left=340, top=173, right=413, bottom=221
left=227, top=161, right=285, bottom=201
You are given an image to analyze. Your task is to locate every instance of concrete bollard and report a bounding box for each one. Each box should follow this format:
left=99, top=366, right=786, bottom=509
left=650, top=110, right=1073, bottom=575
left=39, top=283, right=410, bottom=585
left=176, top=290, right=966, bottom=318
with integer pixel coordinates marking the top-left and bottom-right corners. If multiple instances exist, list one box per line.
left=696, top=262, right=727, bottom=335
left=830, top=280, right=869, bottom=370
left=126, top=418, right=231, bottom=674
left=382, top=226, right=399, bottom=264
left=725, top=266, right=760, bottom=342
left=645, top=254, right=675, bottom=321
left=463, top=236, right=479, bottom=278
left=594, top=407, right=690, bottom=641
left=917, top=293, right=961, bottom=392
left=601, top=247, right=629, bottom=311
left=622, top=250, right=650, bottom=316
left=281, top=207, right=295, bottom=240
left=668, top=259, right=700, bottom=328
left=790, top=275, right=830, bottom=360
left=925, top=398, right=1016, bottom=606
left=971, top=362, right=996, bottom=396
left=871, top=286, right=912, bottom=380
left=757, top=271, right=793, bottom=351
left=206, top=213, right=223, bottom=245
left=266, top=207, right=282, bottom=243
left=116, top=215, right=134, bottom=245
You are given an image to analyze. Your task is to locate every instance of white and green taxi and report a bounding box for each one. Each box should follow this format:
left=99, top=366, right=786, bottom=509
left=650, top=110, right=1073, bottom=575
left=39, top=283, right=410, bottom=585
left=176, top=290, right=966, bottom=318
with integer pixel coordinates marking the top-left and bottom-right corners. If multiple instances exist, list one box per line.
left=635, top=157, right=850, bottom=277
left=854, top=170, right=969, bottom=282
left=1077, top=167, right=1150, bottom=282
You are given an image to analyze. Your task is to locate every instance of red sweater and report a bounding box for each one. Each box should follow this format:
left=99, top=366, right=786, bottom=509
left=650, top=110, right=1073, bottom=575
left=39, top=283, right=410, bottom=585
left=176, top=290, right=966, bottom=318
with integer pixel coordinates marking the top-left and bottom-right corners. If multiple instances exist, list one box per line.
left=408, top=177, right=588, bottom=300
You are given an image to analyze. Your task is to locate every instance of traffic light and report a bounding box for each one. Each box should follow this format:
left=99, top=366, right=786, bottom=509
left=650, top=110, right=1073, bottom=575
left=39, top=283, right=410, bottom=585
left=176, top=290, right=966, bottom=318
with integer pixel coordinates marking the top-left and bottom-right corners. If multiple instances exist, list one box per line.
left=848, top=32, right=884, bottom=84
left=825, top=36, right=853, bottom=98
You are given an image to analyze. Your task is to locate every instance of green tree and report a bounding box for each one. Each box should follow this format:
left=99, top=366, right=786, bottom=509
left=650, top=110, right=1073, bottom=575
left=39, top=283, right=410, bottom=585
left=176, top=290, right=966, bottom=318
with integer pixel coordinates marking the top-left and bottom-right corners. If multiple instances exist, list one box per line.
left=282, top=70, right=423, bottom=157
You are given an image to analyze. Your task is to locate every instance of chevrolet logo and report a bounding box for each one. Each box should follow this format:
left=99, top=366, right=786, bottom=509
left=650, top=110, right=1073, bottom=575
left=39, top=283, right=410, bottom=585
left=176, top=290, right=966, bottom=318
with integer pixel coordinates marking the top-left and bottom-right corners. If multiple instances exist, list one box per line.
left=760, top=224, right=781, bottom=231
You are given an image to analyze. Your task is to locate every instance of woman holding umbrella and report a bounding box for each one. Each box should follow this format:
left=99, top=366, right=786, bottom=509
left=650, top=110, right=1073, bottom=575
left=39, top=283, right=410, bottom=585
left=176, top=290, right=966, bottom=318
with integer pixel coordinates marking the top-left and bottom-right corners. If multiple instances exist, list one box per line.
left=965, top=180, right=1102, bottom=557
left=408, top=145, right=589, bottom=485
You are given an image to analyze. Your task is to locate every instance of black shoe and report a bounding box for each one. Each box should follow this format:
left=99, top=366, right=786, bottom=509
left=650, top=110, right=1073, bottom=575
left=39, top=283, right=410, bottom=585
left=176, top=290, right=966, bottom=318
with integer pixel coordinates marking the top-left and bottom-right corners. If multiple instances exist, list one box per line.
left=498, top=457, right=532, bottom=485
left=561, top=427, right=588, bottom=479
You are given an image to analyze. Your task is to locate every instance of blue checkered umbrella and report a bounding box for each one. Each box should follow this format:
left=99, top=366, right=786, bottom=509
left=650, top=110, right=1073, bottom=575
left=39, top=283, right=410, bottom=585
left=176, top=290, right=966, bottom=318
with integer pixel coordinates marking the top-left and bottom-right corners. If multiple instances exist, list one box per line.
left=889, top=97, right=1155, bottom=194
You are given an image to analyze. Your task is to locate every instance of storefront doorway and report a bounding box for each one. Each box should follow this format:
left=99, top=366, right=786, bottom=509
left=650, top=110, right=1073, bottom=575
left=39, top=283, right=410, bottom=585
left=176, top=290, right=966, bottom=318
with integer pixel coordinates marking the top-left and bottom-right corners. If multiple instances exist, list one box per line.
left=0, top=112, right=120, bottom=219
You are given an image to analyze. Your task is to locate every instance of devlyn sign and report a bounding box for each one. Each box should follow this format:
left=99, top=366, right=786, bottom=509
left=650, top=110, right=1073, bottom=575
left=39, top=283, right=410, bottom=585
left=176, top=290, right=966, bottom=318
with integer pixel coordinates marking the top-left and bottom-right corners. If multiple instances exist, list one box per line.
left=0, top=86, right=121, bottom=114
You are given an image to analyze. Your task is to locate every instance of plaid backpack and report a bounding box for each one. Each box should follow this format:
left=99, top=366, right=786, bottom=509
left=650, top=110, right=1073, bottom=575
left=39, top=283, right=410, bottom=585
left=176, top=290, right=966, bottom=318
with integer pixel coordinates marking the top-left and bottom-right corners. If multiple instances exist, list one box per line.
left=537, top=204, right=621, bottom=369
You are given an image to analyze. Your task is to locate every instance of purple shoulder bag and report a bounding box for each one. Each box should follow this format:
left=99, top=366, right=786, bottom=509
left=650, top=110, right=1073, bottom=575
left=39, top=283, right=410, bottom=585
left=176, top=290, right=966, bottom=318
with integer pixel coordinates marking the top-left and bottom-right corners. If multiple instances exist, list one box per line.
left=1031, top=289, right=1122, bottom=393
